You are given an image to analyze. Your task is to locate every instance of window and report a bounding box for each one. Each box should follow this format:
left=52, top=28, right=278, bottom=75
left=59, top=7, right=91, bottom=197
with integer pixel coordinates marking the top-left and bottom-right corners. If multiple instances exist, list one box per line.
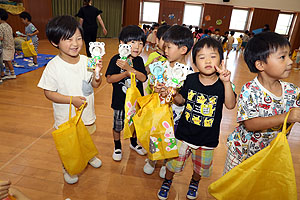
left=141, top=2, right=160, bottom=23
left=229, top=9, right=249, bottom=31
left=275, top=13, right=294, bottom=35
left=183, top=4, right=203, bottom=27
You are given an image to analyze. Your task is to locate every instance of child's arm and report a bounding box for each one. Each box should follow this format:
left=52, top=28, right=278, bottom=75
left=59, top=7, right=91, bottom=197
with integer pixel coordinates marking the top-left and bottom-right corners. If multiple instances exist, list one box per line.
left=27, top=30, right=39, bottom=37
left=44, top=90, right=86, bottom=109
left=173, top=92, right=185, bottom=106
left=97, top=15, right=107, bottom=36
left=116, top=59, right=147, bottom=82
left=91, top=61, right=103, bottom=88
left=215, top=62, right=236, bottom=109
left=244, top=107, right=300, bottom=131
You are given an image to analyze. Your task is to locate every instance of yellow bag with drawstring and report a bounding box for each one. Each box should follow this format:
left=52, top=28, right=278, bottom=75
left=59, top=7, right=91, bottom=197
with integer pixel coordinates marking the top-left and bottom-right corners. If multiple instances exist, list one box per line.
left=52, top=97, right=98, bottom=175
left=208, top=110, right=297, bottom=200
left=22, top=39, right=37, bottom=57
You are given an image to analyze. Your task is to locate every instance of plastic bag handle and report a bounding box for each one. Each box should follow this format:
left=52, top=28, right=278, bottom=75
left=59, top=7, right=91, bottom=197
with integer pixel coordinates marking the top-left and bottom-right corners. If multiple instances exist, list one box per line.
left=130, top=73, right=136, bottom=88
left=69, top=96, right=73, bottom=120
left=69, top=96, right=87, bottom=125
left=283, top=110, right=294, bottom=134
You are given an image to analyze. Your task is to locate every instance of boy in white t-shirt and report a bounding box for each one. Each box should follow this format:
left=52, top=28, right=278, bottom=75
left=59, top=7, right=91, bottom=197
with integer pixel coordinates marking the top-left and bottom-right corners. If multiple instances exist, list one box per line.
left=38, top=15, right=103, bottom=184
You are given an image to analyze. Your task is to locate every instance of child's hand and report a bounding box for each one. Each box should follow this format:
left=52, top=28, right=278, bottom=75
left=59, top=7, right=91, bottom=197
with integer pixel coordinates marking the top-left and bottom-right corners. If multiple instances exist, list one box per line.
left=152, top=56, right=162, bottom=64
left=116, top=59, right=131, bottom=72
left=215, top=61, right=231, bottom=82
left=94, top=60, right=103, bottom=81
left=72, top=96, right=86, bottom=108
left=154, top=82, right=167, bottom=97
left=287, top=108, right=300, bottom=123
left=0, top=180, right=11, bottom=199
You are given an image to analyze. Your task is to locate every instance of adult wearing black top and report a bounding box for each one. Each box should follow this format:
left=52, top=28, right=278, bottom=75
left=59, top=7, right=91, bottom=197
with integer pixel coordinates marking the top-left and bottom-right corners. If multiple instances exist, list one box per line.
left=76, top=0, right=107, bottom=57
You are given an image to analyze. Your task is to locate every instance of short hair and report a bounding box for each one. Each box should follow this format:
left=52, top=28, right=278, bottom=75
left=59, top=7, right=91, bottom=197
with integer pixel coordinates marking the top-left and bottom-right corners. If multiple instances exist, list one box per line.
left=230, top=31, right=235, bottom=36
left=46, top=15, right=83, bottom=46
left=119, top=25, right=146, bottom=45
left=204, top=29, right=209, bottom=34
left=156, top=24, right=171, bottom=40
left=0, top=8, right=8, bottom=21
left=20, top=11, right=31, bottom=21
left=83, top=0, right=91, bottom=6
left=192, top=37, right=224, bottom=64
left=215, top=28, right=220, bottom=32
left=162, top=25, right=194, bottom=55
left=244, top=32, right=290, bottom=73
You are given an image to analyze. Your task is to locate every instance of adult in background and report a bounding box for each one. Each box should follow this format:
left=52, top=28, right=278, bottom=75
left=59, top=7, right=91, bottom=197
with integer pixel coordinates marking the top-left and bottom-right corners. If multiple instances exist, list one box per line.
left=76, top=0, right=107, bottom=57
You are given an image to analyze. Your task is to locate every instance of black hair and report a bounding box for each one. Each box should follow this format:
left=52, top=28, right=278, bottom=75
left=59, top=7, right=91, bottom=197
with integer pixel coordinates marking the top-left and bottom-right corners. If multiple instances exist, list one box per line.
left=162, top=25, right=194, bottom=55
left=192, top=37, right=224, bottom=64
left=20, top=11, right=32, bottom=21
left=208, top=30, right=212, bottom=34
left=263, top=24, right=270, bottom=32
left=215, top=28, right=220, bottom=32
left=198, top=28, right=203, bottom=34
left=152, top=22, right=159, bottom=29
left=244, top=31, right=290, bottom=73
left=224, top=31, right=229, bottom=35
left=239, top=34, right=243, bottom=38
left=46, top=15, right=83, bottom=46
left=230, top=31, right=235, bottom=36
left=0, top=8, right=8, bottom=21
left=83, top=0, right=91, bottom=6
left=204, top=29, right=209, bottom=34
left=156, top=24, right=171, bottom=40
left=245, top=30, right=249, bottom=34
left=119, top=25, right=146, bottom=45
left=189, top=25, right=193, bottom=30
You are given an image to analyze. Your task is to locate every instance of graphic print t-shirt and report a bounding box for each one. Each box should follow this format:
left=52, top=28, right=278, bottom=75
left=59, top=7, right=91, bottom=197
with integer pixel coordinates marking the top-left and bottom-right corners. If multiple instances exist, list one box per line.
left=176, top=73, right=225, bottom=147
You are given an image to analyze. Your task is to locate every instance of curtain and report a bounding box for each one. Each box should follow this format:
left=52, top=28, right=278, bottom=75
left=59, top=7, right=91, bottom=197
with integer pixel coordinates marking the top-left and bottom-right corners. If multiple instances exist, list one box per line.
left=52, top=0, right=122, bottom=38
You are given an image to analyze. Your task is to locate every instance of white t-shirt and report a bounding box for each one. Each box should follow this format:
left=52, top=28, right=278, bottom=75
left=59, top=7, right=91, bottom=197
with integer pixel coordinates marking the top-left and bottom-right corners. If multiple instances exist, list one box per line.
left=38, top=55, right=96, bottom=128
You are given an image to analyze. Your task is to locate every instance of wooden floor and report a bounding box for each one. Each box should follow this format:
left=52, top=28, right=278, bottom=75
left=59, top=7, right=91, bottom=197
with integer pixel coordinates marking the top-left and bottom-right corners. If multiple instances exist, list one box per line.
left=0, top=38, right=299, bottom=200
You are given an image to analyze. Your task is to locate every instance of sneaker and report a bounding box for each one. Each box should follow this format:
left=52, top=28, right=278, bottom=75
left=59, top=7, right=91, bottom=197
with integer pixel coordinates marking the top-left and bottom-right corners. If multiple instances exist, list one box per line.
left=186, top=179, right=199, bottom=200
left=62, top=167, right=78, bottom=184
left=159, top=166, right=166, bottom=179
left=112, top=148, right=122, bottom=161
left=143, top=159, right=156, bottom=175
left=2, top=75, right=16, bottom=79
left=88, top=157, right=102, bottom=168
left=130, top=144, right=147, bottom=155
left=28, top=63, right=38, bottom=67
left=157, top=179, right=172, bottom=200
left=0, top=79, right=2, bottom=84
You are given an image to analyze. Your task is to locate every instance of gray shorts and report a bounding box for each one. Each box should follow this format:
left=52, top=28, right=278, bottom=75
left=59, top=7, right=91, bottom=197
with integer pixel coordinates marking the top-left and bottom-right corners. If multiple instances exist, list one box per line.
left=113, top=109, right=125, bottom=132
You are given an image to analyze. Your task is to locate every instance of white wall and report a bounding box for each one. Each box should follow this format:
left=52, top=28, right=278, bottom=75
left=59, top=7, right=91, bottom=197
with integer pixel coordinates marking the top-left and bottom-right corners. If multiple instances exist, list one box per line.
left=183, top=0, right=300, bottom=12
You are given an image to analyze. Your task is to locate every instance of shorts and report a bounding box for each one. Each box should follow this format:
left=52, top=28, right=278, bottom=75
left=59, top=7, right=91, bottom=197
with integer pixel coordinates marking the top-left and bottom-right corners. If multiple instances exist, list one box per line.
left=3, top=48, right=15, bottom=61
left=166, top=139, right=214, bottom=177
left=241, top=42, right=247, bottom=48
left=113, top=109, right=125, bottom=132
left=85, top=123, right=96, bottom=135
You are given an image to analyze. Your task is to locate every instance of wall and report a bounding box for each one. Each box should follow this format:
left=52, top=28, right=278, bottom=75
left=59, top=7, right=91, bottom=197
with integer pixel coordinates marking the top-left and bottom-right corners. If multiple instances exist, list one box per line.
left=201, top=3, right=232, bottom=34
left=176, top=0, right=300, bottom=12
left=158, top=0, right=184, bottom=25
left=290, top=13, right=300, bottom=51
left=249, top=8, right=280, bottom=32
left=123, top=0, right=140, bottom=27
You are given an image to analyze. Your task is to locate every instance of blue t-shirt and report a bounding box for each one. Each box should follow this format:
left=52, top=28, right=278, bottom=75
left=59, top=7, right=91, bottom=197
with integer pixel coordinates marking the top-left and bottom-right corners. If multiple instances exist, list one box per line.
left=25, top=23, right=38, bottom=43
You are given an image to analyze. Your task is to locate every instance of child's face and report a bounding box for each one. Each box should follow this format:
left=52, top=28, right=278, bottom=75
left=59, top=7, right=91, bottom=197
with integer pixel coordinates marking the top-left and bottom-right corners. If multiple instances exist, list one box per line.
left=195, top=45, right=220, bottom=75
left=164, top=42, right=186, bottom=63
left=123, top=40, right=143, bottom=58
left=260, top=46, right=293, bottom=79
left=55, top=28, right=83, bottom=59
left=21, top=18, right=27, bottom=24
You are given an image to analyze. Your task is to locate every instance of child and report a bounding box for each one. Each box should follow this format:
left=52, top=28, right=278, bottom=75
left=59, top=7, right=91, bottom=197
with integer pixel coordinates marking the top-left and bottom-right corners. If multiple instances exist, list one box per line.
left=294, top=47, right=300, bottom=70
left=223, top=32, right=300, bottom=174
left=144, top=25, right=194, bottom=178
left=226, top=31, right=235, bottom=58
left=38, top=15, right=103, bottom=184
left=157, top=37, right=236, bottom=200
left=241, top=30, right=250, bottom=51
left=236, top=34, right=243, bottom=52
left=19, top=11, right=39, bottom=66
left=146, top=23, right=159, bottom=51
left=0, top=8, right=15, bottom=80
left=105, top=25, right=148, bottom=162
left=144, top=24, right=170, bottom=94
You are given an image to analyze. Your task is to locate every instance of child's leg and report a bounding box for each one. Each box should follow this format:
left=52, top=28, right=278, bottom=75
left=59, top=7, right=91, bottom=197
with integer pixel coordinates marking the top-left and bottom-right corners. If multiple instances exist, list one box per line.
left=4, top=61, right=16, bottom=79
left=112, top=109, right=123, bottom=161
left=130, top=131, right=147, bottom=155
left=33, top=55, right=37, bottom=65
left=158, top=140, right=190, bottom=200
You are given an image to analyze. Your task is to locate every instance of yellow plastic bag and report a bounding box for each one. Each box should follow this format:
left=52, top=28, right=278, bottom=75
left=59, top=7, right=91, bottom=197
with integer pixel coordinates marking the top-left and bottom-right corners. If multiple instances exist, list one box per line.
left=52, top=98, right=98, bottom=175
left=22, top=39, right=37, bottom=57
left=208, top=111, right=297, bottom=200
left=291, top=50, right=297, bottom=60
left=133, top=93, right=179, bottom=160
left=124, top=73, right=141, bottom=139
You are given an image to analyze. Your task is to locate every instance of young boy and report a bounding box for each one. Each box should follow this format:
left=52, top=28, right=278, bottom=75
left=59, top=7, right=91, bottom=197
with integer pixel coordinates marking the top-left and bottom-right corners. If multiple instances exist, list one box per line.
left=144, top=24, right=170, bottom=94
left=38, top=15, right=102, bottom=184
left=145, top=25, right=194, bottom=178
left=105, top=25, right=148, bottom=161
left=146, top=23, right=159, bottom=51
left=157, top=37, right=236, bottom=200
left=19, top=11, right=39, bottom=66
left=223, top=32, right=300, bottom=174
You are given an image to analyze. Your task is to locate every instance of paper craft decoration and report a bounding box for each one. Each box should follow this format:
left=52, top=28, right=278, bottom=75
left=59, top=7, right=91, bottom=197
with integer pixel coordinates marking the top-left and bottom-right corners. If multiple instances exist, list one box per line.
left=216, top=19, right=222, bottom=25
left=168, top=14, right=175, bottom=20
left=119, top=44, right=132, bottom=60
left=205, top=15, right=211, bottom=21
left=87, top=42, right=105, bottom=79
